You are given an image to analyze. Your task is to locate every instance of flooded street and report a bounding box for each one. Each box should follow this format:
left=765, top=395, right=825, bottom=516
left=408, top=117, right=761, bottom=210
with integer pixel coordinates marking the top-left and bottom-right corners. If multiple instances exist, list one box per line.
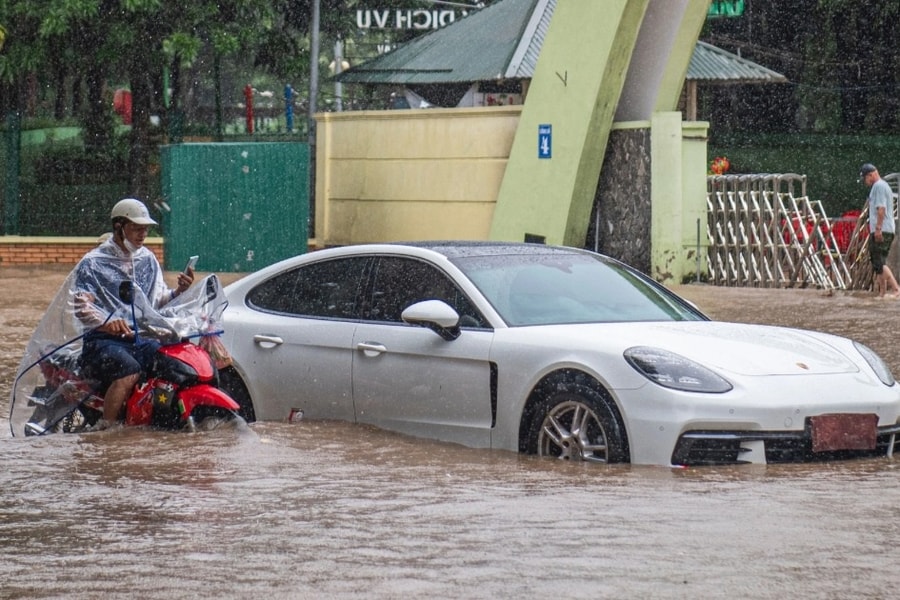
left=2, top=269, right=900, bottom=599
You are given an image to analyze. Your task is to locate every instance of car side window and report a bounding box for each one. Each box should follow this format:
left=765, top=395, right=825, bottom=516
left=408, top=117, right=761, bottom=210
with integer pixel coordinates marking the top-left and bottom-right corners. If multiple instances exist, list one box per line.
left=246, top=257, right=368, bottom=319
left=366, top=257, right=486, bottom=327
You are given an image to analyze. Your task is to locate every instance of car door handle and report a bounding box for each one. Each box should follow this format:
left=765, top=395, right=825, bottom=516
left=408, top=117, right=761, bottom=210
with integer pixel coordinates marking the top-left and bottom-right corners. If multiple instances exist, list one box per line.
left=356, top=342, right=387, bottom=357
left=253, top=334, right=284, bottom=348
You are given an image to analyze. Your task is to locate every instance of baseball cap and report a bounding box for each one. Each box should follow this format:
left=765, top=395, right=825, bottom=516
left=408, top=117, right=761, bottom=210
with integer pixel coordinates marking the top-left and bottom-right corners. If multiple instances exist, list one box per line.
left=859, top=163, right=877, bottom=178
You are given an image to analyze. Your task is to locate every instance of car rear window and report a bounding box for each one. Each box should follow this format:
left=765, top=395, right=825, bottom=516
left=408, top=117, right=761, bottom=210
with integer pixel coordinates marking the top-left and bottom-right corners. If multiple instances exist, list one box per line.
left=246, top=257, right=368, bottom=319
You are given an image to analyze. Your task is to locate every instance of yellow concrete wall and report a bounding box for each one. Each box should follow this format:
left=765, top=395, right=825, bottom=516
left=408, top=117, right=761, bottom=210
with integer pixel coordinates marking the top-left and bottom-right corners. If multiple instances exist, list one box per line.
left=649, top=112, right=709, bottom=283
left=680, top=120, right=711, bottom=281
left=315, top=108, right=707, bottom=282
left=315, top=107, right=520, bottom=247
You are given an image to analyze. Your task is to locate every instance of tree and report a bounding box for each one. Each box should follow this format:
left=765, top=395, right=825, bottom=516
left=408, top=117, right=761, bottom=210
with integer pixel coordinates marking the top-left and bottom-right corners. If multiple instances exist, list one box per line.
left=0, top=0, right=281, bottom=195
left=703, top=0, right=900, bottom=134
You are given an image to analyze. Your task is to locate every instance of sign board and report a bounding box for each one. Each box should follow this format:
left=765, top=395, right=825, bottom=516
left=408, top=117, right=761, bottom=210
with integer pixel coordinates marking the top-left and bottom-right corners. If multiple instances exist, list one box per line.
left=538, top=124, right=552, bottom=159
left=357, top=8, right=473, bottom=30
left=707, top=0, right=744, bottom=17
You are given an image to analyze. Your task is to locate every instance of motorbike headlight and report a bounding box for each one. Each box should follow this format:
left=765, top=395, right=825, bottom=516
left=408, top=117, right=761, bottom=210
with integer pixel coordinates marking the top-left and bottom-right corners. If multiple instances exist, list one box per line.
left=624, top=346, right=733, bottom=393
left=853, top=341, right=895, bottom=386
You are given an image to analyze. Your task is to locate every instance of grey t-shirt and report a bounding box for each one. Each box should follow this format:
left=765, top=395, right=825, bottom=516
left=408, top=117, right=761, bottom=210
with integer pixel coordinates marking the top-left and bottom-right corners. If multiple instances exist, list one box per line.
left=868, top=178, right=895, bottom=234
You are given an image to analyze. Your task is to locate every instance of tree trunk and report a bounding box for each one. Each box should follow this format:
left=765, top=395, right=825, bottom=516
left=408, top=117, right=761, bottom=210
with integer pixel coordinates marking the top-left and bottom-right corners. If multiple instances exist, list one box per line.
left=127, top=61, right=153, bottom=198
left=83, top=61, right=113, bottom=154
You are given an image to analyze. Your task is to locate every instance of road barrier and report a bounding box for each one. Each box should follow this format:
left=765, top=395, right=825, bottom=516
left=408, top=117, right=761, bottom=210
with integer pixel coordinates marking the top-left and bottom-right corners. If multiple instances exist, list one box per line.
left=706, top=174, right=853, bottom=289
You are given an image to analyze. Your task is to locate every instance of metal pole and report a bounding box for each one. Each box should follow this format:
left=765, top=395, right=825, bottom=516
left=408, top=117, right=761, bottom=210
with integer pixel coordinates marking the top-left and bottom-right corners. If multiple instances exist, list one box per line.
left=308, top=0, right=320, bottom=238
left=213, top=54, right=223, bottom=141
left=696, top=218, right=701, bottom=283
left=4, top=111, right=20, bottom=235
left=284, top=84, right=294, bottom=133
left=334, top=40, right=344, bottom=112
left=308, top=0, right=320, bottom=130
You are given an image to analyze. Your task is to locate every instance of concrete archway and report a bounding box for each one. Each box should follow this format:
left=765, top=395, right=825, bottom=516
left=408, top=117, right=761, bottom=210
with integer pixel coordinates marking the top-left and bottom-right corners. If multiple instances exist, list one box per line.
left=490, top=0, right=710, bottom=282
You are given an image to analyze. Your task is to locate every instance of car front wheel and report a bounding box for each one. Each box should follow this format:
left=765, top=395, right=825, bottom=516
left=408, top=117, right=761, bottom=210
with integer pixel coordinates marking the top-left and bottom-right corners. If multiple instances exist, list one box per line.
left=526, top=387, right=628, bottom=464
left=218, top=366, right=256, bottom=423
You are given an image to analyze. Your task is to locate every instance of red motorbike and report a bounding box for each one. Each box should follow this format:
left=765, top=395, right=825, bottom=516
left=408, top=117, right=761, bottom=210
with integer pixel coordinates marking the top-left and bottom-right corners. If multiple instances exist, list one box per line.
left=10, top=275, right=242, bottom=436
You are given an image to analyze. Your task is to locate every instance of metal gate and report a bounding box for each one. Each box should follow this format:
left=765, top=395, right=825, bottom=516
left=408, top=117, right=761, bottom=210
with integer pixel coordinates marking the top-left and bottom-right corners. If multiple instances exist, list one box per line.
left=160, top=142, right=310, bottom=273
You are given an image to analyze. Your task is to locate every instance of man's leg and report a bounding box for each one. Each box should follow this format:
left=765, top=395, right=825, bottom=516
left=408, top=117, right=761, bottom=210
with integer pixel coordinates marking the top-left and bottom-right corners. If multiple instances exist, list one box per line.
left=870, top=237, right=884, bottom=296
left=102, top=373, right=140, bottom=422
left=884, top=266, right=900, bottom=296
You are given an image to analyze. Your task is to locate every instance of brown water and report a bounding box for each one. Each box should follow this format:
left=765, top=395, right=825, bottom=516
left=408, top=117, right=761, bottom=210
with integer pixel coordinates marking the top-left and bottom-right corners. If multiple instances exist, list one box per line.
left=2, top=269, right=900, bottom=599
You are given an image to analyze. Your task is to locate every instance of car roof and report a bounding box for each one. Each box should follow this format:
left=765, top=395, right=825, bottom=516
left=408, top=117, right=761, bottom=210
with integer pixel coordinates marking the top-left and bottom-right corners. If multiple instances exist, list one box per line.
left=224, top=242, right=602, bottom=296
left=389, top=241, right=589, bottom=260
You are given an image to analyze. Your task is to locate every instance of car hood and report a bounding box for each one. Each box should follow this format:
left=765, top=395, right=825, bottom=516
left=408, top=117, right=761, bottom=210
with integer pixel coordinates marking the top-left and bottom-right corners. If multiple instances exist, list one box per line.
left=533, top=321, right=860, bottom=376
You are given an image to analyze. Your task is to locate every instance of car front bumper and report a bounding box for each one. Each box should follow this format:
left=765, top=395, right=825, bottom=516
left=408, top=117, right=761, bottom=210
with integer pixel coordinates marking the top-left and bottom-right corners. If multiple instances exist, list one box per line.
left=670, top=420, right=900, bottom=466
left=617, top=374, right=900, bottom=466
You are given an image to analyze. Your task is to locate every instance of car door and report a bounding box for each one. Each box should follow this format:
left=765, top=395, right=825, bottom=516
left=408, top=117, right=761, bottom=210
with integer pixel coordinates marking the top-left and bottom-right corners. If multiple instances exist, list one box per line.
left=352, top=256, right=495, bottom=448
left=227, top=256, right=369, bottom=422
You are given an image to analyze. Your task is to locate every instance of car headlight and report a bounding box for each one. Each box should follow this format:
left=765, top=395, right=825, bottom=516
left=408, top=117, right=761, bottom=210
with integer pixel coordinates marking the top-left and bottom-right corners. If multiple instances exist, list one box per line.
left=853, top=341, right=895, bottom=386
left=624, top=346, right=733, bottom=393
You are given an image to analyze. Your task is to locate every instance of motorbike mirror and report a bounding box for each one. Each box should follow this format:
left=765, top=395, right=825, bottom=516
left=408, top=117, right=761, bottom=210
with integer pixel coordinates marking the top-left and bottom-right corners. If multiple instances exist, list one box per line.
left=118, top=280, right=134, bottom=304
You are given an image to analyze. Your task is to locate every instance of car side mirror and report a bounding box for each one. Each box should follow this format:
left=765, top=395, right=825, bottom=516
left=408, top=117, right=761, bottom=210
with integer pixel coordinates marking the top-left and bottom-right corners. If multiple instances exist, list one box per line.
left=401, top=300, right=461, bottom=341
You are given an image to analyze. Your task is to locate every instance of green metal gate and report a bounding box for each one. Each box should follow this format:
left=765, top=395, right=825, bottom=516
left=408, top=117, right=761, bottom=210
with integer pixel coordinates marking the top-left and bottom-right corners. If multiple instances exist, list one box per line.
left=160, top=142, right=309, bottom=273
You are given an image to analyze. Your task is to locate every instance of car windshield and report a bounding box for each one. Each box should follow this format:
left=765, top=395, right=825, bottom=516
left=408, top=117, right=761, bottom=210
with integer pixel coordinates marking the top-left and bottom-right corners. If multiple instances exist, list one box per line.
left=453, top=251, right=706, bottom=326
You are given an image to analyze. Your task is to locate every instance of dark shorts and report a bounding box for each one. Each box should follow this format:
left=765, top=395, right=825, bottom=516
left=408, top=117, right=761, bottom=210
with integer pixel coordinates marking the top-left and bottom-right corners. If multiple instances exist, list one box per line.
left=869, top=232, right=895, bottom=274
left=80, top=334, right=161, bottom=386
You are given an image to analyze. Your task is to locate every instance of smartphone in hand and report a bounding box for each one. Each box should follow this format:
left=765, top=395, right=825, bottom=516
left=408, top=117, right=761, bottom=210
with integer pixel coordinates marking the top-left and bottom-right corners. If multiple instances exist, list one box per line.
left=184, top=255, right=199, bottom=274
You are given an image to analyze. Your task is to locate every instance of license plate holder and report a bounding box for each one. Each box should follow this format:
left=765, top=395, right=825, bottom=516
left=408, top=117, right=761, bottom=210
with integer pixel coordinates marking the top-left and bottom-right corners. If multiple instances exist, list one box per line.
left=809, top=413, right=878, bottom=452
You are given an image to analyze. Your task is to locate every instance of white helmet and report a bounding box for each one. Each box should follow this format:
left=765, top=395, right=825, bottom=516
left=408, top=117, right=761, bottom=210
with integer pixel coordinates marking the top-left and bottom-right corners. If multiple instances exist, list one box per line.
left=111, top=198, right=157, bottom=225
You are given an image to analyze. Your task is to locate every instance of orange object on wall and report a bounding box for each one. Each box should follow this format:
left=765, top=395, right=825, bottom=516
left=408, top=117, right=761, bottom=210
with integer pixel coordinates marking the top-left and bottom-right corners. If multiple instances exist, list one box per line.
left=113, top=88, right=132, bottom=125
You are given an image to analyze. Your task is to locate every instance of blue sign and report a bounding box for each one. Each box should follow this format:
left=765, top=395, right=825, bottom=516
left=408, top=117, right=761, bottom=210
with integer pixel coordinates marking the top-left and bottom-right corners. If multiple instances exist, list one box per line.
left=538, top=124, right=552, bottom=159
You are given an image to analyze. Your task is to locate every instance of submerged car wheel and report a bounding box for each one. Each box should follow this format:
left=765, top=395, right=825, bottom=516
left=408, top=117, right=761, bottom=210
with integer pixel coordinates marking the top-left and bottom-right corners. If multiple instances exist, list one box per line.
left=218, top=366, right=256, bottom=423
left=527, top=386, right=628, bottom=464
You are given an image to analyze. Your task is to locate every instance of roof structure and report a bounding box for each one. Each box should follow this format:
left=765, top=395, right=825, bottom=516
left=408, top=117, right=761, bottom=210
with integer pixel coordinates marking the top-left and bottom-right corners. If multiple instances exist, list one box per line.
left=337, top=0, right=786, bottom=86
left=688, top=41, right=786, bottom=83
left=338, top=0, right=544, bottom=85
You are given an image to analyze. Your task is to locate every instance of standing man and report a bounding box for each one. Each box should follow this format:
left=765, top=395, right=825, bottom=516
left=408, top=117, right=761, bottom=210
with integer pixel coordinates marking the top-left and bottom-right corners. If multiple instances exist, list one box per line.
left=860, top=163, right=900, bottom=298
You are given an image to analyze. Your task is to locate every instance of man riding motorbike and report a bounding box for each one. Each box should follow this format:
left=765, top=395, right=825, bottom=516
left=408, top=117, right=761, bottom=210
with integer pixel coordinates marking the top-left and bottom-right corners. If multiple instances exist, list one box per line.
left=73, top=198, right=194, bottom=429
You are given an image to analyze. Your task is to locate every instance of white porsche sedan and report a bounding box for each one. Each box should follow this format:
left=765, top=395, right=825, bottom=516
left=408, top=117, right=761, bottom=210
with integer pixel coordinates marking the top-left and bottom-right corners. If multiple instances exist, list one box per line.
left=218, top=242, right=900, bottom=466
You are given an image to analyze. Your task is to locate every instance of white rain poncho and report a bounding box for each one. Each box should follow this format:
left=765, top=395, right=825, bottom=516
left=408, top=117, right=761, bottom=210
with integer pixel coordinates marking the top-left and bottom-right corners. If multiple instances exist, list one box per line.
left=7, top=237, right=228, bottom=436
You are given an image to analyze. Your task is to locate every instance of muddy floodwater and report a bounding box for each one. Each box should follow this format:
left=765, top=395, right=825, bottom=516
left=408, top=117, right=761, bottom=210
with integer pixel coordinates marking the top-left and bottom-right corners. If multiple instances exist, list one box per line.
left=2, top=268, right=900, bottom=599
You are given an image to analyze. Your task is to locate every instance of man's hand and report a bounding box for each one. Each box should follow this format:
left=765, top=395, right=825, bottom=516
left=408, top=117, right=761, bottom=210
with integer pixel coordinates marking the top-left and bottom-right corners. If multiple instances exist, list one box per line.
left=99, top=318, right=133, bottom=339
left=176, top=267, right=194, bottom=295
left=73, top=292, right=104, bottom=327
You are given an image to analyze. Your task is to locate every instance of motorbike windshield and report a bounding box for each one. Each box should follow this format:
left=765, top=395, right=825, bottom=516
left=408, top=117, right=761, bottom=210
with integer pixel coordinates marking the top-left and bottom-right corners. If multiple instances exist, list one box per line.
left=7, top=251, right=228, bottom=437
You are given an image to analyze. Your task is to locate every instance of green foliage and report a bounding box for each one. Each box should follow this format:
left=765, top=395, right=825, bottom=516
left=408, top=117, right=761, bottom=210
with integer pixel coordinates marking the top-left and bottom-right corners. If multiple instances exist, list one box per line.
left=702, top=2, right=900, bottom=134
left=20, top=116, right=80, bottom=129
left=710, top=132, right=900, bottom=215
left=3, top=127, right=133, bottom=235
left=163, top=33, right=203, bottom=65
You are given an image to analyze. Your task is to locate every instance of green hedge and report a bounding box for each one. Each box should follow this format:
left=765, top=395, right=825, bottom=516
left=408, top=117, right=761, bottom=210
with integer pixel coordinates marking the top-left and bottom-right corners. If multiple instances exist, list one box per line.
left=709, top=132, right=900, bottom=216
left=18, top=182, right=129, bottom=236
left=0, top=128, right=156, bottom=236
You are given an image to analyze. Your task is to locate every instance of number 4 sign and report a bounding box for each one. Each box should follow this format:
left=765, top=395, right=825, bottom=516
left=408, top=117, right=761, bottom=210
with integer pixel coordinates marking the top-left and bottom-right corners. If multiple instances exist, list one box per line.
left=538, top=124, right=552, bottom=159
